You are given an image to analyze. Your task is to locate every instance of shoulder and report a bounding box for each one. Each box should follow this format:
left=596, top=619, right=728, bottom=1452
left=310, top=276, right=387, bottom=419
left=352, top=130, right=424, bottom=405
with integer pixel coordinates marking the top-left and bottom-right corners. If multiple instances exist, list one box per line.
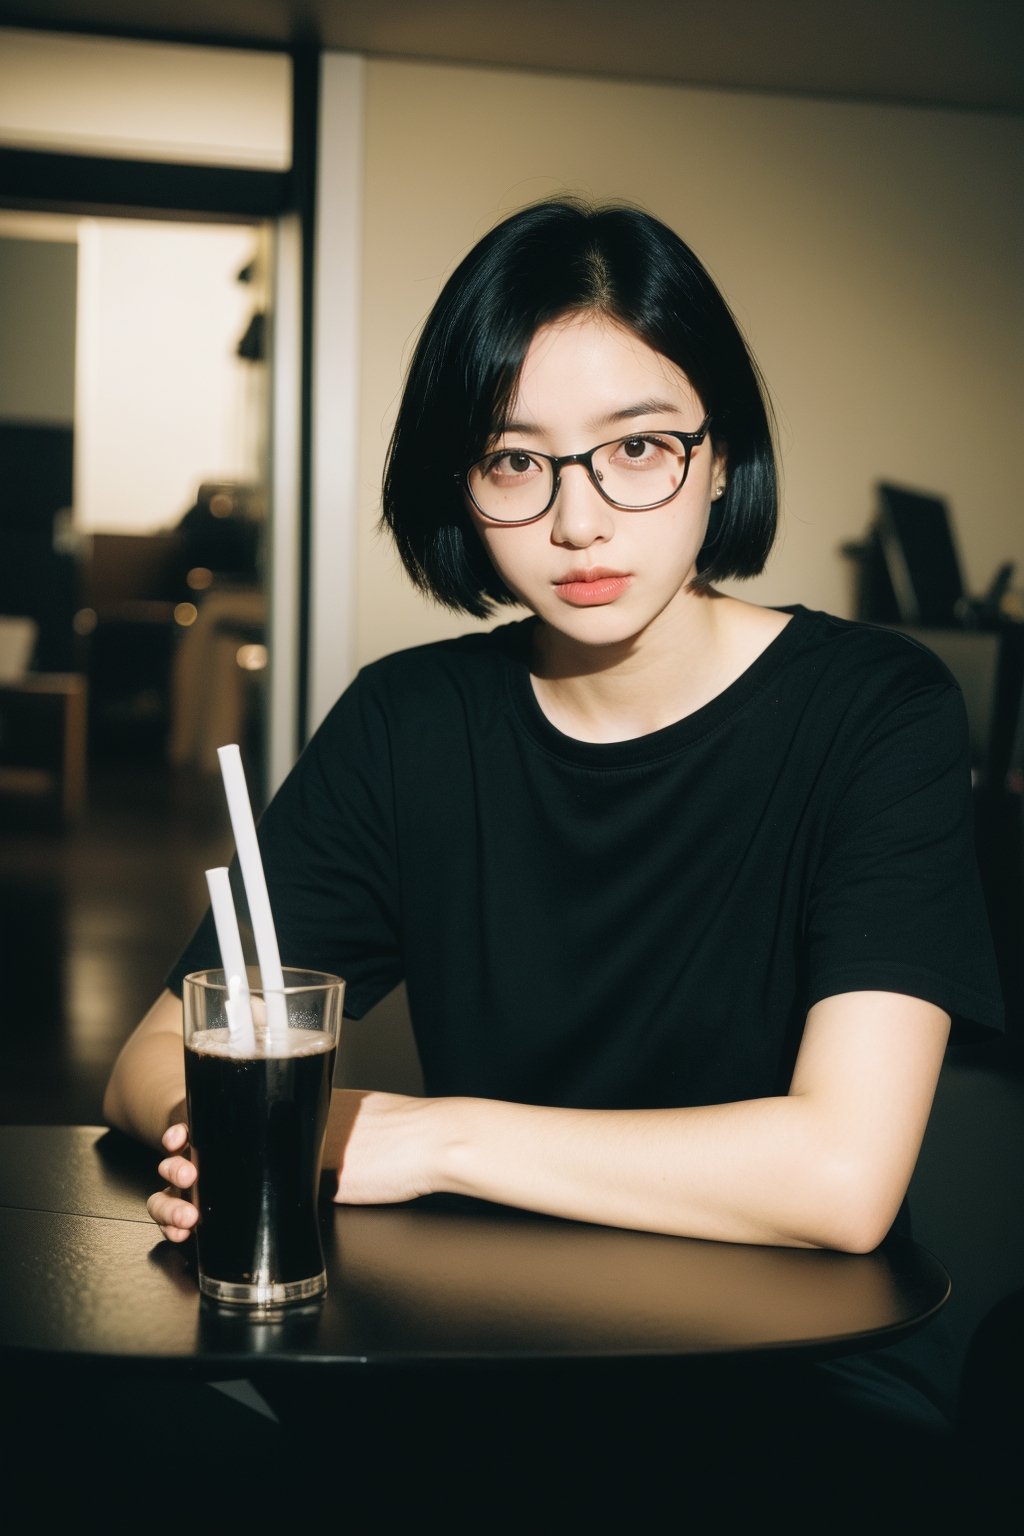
left=358, top=617, right=531, bottom=691
left=314, top=618, right=532, bottom=744
left=275, top=622, right=531, bottom=811
left=783, top=606, right=962, bottom=700
left=777, top=608, right=973, bottom=792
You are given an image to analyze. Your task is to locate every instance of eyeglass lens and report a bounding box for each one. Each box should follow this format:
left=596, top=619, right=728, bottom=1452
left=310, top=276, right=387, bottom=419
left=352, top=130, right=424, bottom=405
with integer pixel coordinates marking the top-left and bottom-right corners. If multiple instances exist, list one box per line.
left=468, top=433, right=691, bottom=521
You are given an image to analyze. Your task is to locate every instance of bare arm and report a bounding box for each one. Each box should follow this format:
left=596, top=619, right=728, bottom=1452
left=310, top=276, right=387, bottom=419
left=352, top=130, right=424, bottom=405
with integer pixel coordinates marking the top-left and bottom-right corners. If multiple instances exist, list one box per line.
left=103, top=988, right=187, bottom=1150
left=136, top=988, right=948, bottom=1253
left=330, top=991, right=950, bottom=1253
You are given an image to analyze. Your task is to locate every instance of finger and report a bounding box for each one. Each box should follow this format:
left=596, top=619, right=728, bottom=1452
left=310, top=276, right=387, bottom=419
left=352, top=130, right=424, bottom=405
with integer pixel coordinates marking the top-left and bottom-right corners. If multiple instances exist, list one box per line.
left=158, top=1224, right=193, bottom=1244
left=162, top=1122, right=190, bottom=1153
left=148, top=1185, right=196, bottom=1224
left=147, top=1187, right=197, bottom=1239
left=157, top=1154, right=197, bottom=1190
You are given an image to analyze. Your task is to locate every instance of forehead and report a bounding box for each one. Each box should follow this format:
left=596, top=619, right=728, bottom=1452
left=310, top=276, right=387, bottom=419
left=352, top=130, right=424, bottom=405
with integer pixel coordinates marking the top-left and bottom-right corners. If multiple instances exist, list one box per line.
left=508, top=313, right=700, bottom=426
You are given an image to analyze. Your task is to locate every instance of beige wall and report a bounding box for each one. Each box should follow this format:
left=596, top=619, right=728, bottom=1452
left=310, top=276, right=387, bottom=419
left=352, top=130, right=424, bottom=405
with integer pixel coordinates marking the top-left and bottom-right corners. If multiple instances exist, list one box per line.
left=353, top=58, right=1023, bottom=669
left=75, top=219, right=267, bottom=533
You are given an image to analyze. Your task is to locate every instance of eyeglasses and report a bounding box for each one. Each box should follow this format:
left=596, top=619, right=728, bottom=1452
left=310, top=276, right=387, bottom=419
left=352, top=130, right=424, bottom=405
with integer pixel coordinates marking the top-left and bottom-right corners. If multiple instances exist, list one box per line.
left=459, top=414, right=712, bottom=525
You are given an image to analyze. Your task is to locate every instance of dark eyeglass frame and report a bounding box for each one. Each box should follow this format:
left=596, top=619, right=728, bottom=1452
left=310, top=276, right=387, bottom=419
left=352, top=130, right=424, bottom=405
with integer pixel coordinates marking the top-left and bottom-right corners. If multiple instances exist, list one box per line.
left=458, top=413, right=713, bottom=526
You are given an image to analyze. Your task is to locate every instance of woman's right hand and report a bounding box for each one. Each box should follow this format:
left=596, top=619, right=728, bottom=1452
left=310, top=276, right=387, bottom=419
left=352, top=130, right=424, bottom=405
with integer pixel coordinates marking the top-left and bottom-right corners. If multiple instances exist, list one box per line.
left=146, top=1121, right=199, bottom=1242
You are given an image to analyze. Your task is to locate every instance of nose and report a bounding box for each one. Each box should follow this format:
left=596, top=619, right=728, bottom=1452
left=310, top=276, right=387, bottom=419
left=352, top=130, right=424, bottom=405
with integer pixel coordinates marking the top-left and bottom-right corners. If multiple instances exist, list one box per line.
left=549, top=461, right=615, bottom=547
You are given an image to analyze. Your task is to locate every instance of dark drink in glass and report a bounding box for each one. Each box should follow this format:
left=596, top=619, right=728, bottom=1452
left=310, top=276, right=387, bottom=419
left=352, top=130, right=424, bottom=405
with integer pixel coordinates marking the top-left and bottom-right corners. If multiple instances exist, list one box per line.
left=186, top=1028, right=336, bottom=1300
left=182, top=969, right=344, bottom=1309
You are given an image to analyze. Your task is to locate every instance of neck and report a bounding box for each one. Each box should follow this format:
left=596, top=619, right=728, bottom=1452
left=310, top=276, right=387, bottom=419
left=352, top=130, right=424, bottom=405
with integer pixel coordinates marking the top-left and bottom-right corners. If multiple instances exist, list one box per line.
left=529, top=592, right=792, bottom=744
left=530, top=590, right=729, bottom=743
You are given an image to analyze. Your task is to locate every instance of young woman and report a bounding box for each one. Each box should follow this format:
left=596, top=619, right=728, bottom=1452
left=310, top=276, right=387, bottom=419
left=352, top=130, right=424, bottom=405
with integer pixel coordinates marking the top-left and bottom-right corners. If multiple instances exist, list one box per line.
left=104, top=197, right=1001, bottom=1514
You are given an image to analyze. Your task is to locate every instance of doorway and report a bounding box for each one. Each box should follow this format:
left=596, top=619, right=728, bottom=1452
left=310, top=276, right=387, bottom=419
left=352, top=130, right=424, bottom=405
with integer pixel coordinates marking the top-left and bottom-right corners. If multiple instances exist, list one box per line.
left=0, top=28, right=315, bottom=1120
left=0, top=207, right=282, bottom=1122
left=0, top=209, right=273, bottom=805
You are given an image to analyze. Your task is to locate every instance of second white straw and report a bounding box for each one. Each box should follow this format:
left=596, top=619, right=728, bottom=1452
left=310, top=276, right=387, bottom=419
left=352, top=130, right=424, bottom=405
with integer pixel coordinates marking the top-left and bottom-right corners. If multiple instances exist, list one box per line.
left=216, top=742, right=288, bottom=1047
left=205, top=866, right=257, bottom=1055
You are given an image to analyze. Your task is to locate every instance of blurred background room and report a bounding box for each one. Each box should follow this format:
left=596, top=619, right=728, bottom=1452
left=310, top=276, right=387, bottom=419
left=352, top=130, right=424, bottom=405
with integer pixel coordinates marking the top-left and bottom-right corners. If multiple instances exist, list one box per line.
left=0, top=0, right=1021, bottom=1421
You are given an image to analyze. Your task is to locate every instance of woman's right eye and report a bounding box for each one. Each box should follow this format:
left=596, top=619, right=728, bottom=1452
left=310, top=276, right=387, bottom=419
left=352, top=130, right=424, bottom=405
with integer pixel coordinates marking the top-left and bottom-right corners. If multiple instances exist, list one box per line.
left=485, top=450, right=537, bottom=479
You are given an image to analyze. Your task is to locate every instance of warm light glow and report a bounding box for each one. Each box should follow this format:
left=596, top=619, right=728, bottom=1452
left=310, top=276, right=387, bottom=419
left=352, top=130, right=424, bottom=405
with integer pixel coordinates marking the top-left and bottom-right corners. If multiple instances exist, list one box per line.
left=0, top=30, right=292, bottom=169
left=186, top=566, right=214, bottom=591
left=72, top=607, right=97, bottom=635
left=236, top=643, right=268, bottom=672
left=210, top=492, right=234, bottom=518
left=174, top=602, right=199, bottom=627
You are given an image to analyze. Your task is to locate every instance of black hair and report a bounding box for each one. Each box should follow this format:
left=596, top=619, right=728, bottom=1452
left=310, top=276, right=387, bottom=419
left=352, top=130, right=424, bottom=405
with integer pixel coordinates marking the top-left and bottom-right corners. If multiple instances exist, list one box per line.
left=381, top=196, right=778, bottom=617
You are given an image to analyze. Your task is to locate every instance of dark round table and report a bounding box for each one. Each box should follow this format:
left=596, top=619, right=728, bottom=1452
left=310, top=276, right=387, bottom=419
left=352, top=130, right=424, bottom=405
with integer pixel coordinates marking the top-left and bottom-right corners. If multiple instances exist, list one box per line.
left=0, top=1124, right=950, bottom=1374
left=0, top=1124, right=957, bottom=1524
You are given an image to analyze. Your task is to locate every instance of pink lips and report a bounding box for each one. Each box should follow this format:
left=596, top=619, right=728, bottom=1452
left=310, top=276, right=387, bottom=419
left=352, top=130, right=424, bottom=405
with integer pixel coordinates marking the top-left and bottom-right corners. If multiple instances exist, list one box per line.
left=553, top=569, right=632, bottom=606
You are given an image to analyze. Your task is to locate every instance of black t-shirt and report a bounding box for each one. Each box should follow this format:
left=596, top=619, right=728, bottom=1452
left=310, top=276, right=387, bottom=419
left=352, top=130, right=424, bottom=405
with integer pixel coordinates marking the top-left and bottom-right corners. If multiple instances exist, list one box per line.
left=167, top=603, right=1004, bottom=1425
left=168, top=605, right=1003, bottom=1100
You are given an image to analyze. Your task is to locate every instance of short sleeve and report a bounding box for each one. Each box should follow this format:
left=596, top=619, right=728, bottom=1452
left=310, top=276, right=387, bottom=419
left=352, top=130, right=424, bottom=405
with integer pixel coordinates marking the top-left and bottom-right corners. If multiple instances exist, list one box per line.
left=804, top=675, right=1004, bottom=1035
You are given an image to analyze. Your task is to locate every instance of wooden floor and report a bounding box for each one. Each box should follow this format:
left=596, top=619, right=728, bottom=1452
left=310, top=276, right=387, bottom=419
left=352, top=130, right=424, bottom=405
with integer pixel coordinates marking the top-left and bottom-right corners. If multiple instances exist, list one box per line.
left=0, top=750, right=233, bottom=1125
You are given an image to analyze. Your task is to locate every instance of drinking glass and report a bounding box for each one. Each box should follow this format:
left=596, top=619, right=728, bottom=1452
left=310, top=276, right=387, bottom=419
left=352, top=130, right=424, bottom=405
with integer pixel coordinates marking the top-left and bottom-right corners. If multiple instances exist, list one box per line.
left=182, top=967, right=344, bottom=1308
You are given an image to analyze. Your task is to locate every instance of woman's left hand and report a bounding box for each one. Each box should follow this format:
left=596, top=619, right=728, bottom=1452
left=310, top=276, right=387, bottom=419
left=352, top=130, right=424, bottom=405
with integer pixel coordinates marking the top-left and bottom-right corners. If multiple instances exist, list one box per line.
left=327, top=1088, right=440, bottom=1207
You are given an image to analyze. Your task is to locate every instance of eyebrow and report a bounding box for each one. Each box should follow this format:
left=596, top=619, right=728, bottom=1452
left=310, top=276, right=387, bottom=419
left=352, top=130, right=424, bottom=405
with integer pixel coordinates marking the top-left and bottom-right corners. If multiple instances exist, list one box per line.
left=498, top=398, right=688, bottom=438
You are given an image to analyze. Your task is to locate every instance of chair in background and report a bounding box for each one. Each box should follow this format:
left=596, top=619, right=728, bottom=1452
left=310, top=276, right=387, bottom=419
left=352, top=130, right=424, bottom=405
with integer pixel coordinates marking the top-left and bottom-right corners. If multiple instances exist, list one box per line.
left=76, top=529, right=184, bottom=757
left=163, top=481, right=266, bottom=785
left=841, top=481, right=1015, bottom=634
left=75, top=483, right=264, bottom=764
left=0, top=615, right=37, bottom=683
left=167, top=582, right=265, bottom=778
left=0, top=615, right=87, bottom=825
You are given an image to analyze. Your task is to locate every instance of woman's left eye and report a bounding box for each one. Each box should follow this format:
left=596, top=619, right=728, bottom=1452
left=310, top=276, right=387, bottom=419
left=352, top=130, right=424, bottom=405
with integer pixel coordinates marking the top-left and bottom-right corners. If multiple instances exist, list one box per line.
left=615, top=434, right=670, bottom=464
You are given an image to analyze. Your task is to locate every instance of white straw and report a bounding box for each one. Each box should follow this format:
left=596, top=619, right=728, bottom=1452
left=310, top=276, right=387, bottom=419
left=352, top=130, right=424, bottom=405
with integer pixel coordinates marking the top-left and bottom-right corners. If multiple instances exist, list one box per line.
left=204, top=866, right=257, bottom=1054
left=216, top=743, right=288, bottom=1047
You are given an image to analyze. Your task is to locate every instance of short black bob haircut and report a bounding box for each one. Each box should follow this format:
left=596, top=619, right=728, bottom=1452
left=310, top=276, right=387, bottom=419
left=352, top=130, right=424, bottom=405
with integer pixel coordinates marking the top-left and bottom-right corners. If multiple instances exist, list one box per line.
left=381, top=197, right=778, bottom=618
